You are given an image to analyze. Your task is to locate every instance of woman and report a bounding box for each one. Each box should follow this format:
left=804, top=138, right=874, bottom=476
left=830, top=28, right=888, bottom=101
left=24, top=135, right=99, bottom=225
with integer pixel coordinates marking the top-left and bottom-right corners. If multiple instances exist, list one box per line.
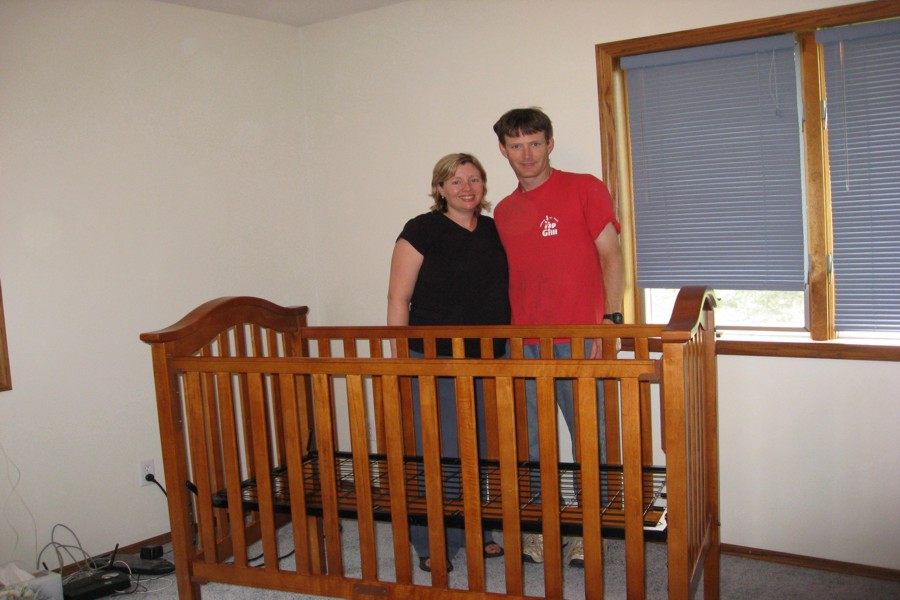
left=387, top=153, right=510, bottom=572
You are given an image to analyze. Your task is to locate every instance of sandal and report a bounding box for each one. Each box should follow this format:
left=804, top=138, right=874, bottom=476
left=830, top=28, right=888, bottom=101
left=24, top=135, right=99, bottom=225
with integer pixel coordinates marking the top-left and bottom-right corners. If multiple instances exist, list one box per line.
left=484, top=542, right=505, bottom=558
left=419, top=556, right=453, bottom=572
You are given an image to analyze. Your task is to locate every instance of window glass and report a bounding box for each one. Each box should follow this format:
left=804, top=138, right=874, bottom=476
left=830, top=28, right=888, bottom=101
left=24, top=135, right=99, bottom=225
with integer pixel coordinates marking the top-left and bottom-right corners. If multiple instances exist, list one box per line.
left=645, top=288, right=806, bottom=328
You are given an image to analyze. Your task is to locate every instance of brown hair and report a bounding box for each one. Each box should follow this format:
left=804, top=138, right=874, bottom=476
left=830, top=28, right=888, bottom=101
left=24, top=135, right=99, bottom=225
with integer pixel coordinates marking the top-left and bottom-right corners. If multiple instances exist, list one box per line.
left=492, top=107, right=553, bottom=144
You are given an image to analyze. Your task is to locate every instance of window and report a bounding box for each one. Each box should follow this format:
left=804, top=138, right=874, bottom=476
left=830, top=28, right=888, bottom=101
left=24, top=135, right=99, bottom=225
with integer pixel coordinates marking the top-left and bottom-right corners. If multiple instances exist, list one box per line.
left=818, top=19, right=900, bottom=334
left=596, top=1, right=900, bottom=340
left=622, top=35, right=807, bottom=330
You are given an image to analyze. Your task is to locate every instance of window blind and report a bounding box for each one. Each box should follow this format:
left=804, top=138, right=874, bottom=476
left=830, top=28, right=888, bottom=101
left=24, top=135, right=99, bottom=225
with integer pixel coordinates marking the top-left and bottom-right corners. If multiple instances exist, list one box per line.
left=818, top=19, right=900, bottom=333
left=622, top=34, right=807, bottom=291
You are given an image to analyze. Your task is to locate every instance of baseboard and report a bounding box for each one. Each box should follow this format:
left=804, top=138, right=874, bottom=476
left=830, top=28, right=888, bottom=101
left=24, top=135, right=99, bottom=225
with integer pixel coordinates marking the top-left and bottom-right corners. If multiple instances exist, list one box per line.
left=721, top=543, right=900, bottom=583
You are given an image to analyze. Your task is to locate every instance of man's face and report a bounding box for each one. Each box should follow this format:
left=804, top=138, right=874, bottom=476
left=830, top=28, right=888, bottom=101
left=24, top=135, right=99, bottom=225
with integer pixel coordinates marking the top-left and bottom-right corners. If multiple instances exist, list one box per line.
left=499, top=131, right=554, bottom=182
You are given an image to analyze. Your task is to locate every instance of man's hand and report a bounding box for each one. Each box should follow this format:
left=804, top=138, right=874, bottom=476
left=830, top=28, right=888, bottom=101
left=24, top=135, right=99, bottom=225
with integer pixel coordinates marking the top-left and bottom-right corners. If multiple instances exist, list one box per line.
left=589, top=335, right=621, bottom=359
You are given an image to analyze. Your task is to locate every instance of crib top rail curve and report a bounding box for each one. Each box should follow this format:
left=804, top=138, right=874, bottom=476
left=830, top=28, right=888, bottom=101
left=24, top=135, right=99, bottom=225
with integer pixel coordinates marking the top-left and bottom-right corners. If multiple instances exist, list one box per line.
left=662, top=286, right=718, bottom=342
left=139, top=296, right=309, bottom=356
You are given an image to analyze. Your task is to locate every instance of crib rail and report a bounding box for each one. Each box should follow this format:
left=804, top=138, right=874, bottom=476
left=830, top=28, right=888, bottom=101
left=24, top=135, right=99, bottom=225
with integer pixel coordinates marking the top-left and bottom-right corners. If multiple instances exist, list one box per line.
left=140, top=286, right=718, bottom=600
left=298, top=322, right=665, bottom=476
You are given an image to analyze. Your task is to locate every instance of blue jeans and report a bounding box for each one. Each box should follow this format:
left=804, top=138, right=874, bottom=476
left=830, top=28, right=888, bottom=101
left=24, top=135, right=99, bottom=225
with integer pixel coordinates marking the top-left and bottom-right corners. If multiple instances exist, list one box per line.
left=523, top=342, right=606, bottom=502
left=408, top=352, right=496, bottom=560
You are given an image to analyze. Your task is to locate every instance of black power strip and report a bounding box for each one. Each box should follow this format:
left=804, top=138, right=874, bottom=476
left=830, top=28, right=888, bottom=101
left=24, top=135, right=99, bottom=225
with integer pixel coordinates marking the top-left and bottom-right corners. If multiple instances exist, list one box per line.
left=92, top=550, right=175, bottom=576
left=62, top=571, right=131, bottom=600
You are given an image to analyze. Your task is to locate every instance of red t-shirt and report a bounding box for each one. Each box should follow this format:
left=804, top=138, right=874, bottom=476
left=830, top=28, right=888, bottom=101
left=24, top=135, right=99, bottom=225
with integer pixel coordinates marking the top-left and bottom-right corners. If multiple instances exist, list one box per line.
left=494, top=169, right=620, bottom=326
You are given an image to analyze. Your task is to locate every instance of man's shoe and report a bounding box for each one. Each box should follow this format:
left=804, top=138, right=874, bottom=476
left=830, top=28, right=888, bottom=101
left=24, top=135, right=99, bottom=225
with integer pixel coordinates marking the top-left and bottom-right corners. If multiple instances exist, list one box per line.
left=522, top=533, right=544, bottom=564
left=567, top=537, right=584, bottom=568
left=567, top=538, right=610, bottom=567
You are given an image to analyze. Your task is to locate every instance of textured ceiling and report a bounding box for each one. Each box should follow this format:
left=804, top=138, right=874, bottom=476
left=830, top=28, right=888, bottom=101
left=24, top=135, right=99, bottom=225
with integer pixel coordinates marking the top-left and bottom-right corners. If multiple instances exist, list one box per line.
left=154, top=0, right=409, bottom=27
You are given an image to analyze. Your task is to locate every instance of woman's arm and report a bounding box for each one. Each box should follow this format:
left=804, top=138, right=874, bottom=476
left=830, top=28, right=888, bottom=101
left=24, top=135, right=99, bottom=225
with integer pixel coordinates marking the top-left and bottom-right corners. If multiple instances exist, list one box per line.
left=387, top=239, right=424, bottom=355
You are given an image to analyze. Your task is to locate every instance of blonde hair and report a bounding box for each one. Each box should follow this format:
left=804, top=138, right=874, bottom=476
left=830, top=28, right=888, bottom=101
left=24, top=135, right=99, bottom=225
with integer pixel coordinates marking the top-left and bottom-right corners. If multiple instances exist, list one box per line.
left=429, top=153, right=491, bottom=213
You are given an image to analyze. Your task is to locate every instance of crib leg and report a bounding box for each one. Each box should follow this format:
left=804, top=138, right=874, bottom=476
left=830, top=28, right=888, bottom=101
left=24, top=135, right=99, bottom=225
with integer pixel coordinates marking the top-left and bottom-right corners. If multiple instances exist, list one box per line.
left=174, top=574, right=202, bottom=600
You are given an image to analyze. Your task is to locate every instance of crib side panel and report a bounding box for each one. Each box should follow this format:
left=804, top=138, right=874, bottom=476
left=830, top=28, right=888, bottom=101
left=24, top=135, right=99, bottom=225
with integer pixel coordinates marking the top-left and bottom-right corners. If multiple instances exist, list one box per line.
left=166, top=355, right=658, bottom=600
left=662, top=287, right=720, bottom=600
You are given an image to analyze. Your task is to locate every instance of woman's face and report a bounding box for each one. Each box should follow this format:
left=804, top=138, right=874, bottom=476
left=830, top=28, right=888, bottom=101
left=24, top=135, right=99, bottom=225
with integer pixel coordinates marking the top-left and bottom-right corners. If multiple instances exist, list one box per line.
left=439, top=162, right=484, bottom=215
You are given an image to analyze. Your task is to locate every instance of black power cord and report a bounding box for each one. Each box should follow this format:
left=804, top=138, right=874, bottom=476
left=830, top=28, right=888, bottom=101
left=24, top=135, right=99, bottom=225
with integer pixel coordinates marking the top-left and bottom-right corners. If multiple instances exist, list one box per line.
left=145, top=473, right=168, bottom=497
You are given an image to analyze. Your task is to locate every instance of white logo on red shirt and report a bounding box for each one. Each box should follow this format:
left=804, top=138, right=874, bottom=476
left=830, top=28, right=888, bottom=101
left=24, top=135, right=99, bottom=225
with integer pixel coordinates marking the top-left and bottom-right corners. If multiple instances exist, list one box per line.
left=540, top=216, right=559, bottom=237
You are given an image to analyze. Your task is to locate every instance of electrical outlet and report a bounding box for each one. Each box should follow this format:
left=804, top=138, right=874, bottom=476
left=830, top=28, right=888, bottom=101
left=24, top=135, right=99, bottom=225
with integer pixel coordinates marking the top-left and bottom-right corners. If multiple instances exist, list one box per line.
left=140, top=459, right=155, bottom=487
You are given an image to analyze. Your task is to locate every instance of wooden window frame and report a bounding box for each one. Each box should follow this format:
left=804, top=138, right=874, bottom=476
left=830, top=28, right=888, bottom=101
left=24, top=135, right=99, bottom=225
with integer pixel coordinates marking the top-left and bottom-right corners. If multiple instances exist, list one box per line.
left=0, top=280, right=10, bottom=391
left=595, top=0, right=900, bottom=361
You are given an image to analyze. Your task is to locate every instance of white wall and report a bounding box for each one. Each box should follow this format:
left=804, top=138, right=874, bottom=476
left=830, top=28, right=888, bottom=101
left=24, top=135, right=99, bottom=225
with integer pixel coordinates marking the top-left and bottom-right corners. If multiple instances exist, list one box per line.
left=0, top=0, right=313, bottom=569
left=1, top=0, right=897, bottom=573
left=718, top=355, right=900, bottom=569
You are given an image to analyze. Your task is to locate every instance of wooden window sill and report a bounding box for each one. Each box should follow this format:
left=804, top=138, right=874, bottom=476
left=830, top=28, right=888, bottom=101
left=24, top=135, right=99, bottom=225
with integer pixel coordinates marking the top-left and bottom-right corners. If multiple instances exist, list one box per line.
left=716, top=334, right=900, bottom=362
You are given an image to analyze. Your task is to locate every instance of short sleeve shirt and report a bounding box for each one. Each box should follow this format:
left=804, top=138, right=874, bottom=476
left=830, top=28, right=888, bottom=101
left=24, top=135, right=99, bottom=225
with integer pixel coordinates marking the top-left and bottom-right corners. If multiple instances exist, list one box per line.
left=494, top=169, right=620, bottom=326
left=398, top=211, right=510, bottom=355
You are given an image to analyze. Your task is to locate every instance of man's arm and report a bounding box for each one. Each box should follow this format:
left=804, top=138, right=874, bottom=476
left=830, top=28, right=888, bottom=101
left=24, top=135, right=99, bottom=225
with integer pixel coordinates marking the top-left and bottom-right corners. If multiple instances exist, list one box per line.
left=591, top=222, right=624, bottom=358
left=596, top=222, right=624, bottom=317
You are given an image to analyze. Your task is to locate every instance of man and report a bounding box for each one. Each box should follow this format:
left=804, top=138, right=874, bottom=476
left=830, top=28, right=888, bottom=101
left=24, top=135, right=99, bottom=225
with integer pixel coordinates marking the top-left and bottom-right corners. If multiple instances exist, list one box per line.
left=492, top=107, right=624, bottom=567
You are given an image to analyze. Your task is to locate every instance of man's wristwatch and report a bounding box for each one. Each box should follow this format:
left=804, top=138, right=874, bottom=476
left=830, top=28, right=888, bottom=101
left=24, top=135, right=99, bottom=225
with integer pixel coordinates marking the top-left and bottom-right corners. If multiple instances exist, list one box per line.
left=603, top=312, right=624, bottom=324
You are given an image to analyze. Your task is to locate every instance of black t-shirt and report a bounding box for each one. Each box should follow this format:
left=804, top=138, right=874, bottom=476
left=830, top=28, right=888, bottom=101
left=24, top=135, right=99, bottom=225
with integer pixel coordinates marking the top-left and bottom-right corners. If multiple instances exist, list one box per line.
left=398, top=211, right=510, bottom=357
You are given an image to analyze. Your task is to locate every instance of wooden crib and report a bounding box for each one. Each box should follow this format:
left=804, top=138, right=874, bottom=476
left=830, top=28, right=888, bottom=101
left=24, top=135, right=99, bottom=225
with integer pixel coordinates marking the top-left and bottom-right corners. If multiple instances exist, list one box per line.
left=140, top=286, right=719, bottom=600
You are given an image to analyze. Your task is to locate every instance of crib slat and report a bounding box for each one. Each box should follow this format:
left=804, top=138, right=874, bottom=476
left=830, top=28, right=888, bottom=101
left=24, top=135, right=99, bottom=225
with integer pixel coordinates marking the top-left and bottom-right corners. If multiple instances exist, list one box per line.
left=536, top=375, right=563, bottom=599
left=633, top=335, right=655, bottom=465
left=247, top=372, right=280, bottom=572
left=576, top=376, right=604, bottom=600
left=347, top=374, right=379, bottom=581
left=495, top=376, right=524, bottom=596
left=183, top=370, right=219, bottom=564
left=419, top=375, right=450, bottom=584
left=369, top=339, right=388, bottom=454
left=513, top=377, right=529, bottom=465
left=400, top=375, right=417, bottom=459
left=311, top=373, right=344, bottom=574
left=455, top=375, right=486, bottom=591
left=292, top=368, right=326, bottom=574
left=266, top=329, right=287, bottom=468
left=233, top=327, right=257, bottom=484
left=278, top=373, right=315, bottom=576
left=381, top=375, right=414, bottom=583
left=479, top=343, right=500, bottom=461
left=622, top=375, right=647, bottom=597
left=215, top=370, right=249, bottom=567
left=570, top=337, right=588, bottom=466
left=199, top=342, right=229, bottom=545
